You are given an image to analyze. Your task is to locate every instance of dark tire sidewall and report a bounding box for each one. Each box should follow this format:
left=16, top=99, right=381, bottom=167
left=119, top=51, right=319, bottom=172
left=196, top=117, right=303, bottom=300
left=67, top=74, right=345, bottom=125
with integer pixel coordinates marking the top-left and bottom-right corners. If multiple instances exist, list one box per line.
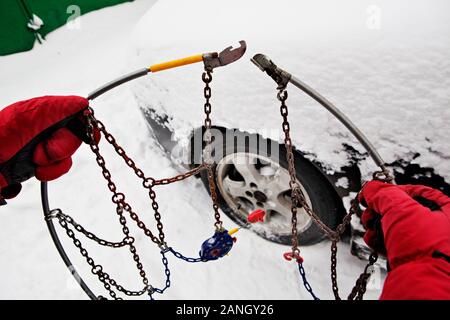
left=199, top=129, right=343, bottom=246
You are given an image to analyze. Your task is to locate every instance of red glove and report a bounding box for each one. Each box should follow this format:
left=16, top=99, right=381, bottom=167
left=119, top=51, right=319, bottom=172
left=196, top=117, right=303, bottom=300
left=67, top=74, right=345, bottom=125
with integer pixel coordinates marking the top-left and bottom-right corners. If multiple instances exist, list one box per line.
left=359, top=180, right=450, bottom=299
left=0, top=96, right=99, bottom=204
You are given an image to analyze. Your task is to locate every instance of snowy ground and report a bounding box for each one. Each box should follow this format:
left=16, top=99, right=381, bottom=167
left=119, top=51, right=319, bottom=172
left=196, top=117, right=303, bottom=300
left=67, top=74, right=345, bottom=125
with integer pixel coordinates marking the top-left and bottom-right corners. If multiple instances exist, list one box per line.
left=2, top=0, right=448, bottom=300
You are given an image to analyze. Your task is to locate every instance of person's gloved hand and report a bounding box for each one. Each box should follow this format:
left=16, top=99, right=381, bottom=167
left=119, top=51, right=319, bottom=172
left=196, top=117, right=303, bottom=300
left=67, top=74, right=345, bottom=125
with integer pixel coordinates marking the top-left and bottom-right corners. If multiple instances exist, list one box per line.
left=358, top=180, right=450, bottom=299
left=0, top=96, right=99, bottom=204
left=358, top=180, right=450, bottom=270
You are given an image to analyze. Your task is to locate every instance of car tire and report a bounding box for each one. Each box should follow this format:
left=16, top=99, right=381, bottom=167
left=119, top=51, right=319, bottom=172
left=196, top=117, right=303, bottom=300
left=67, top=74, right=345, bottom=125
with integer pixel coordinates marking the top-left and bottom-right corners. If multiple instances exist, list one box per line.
left=198, top=128, right=345, bottom=246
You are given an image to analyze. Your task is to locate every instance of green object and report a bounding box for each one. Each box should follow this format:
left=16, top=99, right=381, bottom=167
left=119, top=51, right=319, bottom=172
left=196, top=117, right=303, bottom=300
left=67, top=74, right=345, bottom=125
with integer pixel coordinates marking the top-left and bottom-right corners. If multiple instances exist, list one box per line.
left=0, top=0, right=133, bottom=56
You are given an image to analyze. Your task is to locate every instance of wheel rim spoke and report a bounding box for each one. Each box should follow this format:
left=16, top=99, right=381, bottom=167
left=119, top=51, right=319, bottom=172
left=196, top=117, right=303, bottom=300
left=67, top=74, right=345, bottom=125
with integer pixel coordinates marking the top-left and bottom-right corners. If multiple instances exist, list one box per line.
left=216, top=152, right=313, bottom=235
left=231, top=154, right=264, bottom=186
left=222, top=176, right=247, bottom=199
left=263, top=165, right=291, bottom=199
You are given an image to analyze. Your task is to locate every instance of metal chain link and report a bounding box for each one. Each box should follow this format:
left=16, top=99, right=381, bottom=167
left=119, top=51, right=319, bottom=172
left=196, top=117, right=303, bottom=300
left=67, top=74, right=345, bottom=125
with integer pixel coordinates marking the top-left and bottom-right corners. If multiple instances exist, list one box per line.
left=55, top=212, right=122, bottom=300
left=278, top=89, right=301, bottom=258
left=277, top=89, right=381, bottom=301
left=298, top=263, right=320, bottom=300
left=52, top=208, right=150, bottom=299
left=329, top=199, right=372, bottom=300
left=202, top=70, right=224, bottom=231
left=347, top=252, right=378, bottom=300
left=51, top=112, right=166, bottom=299
left=167, top=247, right=207, bottom=263
left=330, top=240, right=340, bottom=299
left=153, top=164, right=208, bottom=186
left=153, top=251, right=172, bottom=295
left=50, top=207, right=175, bottom=299
left=87, top=115, right=167, bottom=246
left=85, top=116, right=155, bottom=297
left=47, top=209, right=129, bottom=248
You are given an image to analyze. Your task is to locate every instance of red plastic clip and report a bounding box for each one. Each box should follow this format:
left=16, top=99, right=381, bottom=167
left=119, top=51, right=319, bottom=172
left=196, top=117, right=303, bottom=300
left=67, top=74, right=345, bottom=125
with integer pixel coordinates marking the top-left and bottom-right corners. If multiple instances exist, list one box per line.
left=283, top=252, right=304, bottom=264
left=247, top=209, right=266, bottom=223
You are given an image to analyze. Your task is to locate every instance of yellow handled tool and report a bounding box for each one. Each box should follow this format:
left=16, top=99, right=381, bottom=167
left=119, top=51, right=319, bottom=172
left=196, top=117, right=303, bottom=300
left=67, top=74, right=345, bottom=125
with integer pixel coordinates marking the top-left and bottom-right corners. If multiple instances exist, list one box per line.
left=88, top=41, right=246, bottom=100
left=149, top=54, right=204, bottom=73
left=149, top=40, right=247, bottom=73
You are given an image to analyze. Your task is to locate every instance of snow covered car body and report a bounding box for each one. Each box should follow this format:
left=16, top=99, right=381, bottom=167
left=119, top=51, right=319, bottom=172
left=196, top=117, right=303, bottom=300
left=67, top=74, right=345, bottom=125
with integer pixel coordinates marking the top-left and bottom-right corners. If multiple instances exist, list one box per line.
left=129, top=0, right=450, bottom=252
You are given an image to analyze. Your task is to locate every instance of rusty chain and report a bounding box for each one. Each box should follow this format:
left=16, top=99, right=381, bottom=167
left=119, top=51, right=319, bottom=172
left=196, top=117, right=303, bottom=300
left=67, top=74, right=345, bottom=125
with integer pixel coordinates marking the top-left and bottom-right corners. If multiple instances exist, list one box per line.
left=45, top=69, right=226, bottom=299
left=347, top=252, right=379, bottom=300
left=278, top=89, right=302, bottom=259
left=202, top=69, right=224, bottom=231
left=50, top=208, right=151, bottom=300
left=87, top=115, right=167, bottom=246
left=277, top=88, right=392, bottom=300
left=46, top=112, right=215, bottom=299
left=152, top=164, right=207, bottom=186
left=46, top=209, right=129, bottom=248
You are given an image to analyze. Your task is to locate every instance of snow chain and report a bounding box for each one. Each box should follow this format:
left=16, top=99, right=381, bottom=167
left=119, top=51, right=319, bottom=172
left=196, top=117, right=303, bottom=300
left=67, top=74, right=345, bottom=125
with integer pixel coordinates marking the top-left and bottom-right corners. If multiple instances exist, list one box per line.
left=277, top=88, right=393, bottom=300
left=202, top=69, right=224, bottom=231
left=46, top=70, right=224, bottom=299
left=42, top=56, right=394, bottom=299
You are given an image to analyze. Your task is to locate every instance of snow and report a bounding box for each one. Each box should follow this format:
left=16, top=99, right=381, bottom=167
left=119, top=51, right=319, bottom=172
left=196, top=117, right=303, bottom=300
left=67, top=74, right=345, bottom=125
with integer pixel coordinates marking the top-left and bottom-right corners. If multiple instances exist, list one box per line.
left=335, top=177, right=349, bottom=189
left=131, top=0, right=450, bottom=181
left=2, top=0, right=448, bottom=300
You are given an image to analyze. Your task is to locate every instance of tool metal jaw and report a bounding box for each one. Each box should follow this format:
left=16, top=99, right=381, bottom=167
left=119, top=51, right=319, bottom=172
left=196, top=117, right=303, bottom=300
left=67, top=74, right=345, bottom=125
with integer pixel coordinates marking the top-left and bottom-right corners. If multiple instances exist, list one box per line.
left=251, top=53, right=291, bottom=89
left=88, top=41, right=247, bottom=100
left=203, top=40, right=247, bottom=71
